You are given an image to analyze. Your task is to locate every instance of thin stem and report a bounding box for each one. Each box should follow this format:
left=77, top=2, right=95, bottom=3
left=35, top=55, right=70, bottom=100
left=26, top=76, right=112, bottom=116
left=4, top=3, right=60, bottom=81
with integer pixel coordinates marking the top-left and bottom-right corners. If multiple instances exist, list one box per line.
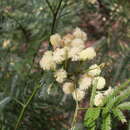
left=3, top=12, right=29, bottom=42
left=15, top=106, right=25, bottom=130
left=71, top=101, right=79, bottom=130
left=51, top=0, right=63, bottom=34
left=14, top=85, right=41, bottom=130
left=71, top=83, right=79, bottom=129
left=13, top=98, right=24, bottom=107
left=48, top=0, right=63, bottom=49
left=45, top=0, right=54, bottom=15
left=90, top=83, right=97, bottom=107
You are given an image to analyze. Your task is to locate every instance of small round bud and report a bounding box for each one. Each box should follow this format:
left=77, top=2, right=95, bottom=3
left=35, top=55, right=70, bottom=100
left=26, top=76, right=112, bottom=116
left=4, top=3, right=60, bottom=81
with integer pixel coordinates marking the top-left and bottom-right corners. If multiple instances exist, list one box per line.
left=62, top=82, right=74, bottom=94
left=50, top=33, right=62, bottom=48
left=54, top=69, right=67, bottom=83
left=73, top=27, right=87, bottom=41
left=79, top=47, right=96, bottom=61
left=88, top=64, right=101, bottom=77
left=92, top=76, right=106, bottom=90
left=79, top=75, right=92, bottom=90
left=94, top=92, right=104, bottom=106
left=40, top=51, right=56, bottom=70
left=72, top=89, right=85, bottom=101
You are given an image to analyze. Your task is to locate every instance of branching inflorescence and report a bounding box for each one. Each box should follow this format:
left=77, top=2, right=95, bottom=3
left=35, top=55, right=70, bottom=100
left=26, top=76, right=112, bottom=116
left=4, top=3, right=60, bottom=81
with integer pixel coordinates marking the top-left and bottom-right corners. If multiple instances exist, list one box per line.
left=39, top=27, right=130, bottom=130
left=40, top=27, right=112, bottom=105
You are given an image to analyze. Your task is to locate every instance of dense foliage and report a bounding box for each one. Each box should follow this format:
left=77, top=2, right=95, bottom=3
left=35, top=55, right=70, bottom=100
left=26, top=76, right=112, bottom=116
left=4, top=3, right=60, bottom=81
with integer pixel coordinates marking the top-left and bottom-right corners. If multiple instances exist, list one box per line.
left=0, top=0, right=130, bottom=130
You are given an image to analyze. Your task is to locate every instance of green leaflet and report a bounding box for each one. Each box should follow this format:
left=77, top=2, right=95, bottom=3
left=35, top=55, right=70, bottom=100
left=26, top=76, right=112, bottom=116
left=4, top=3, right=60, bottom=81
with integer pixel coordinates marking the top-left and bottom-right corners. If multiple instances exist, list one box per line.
left=103, top=79, right=130, bottom=105
left=114, top=87, right=130, bottom=105
left=84, top=107, right=101, bottom=129
left=117, top=102, right=130, bottom=110
left=112, top=108, right=127, bottom=124
left=102, top=96, right=116, bottom=116
left=101, top=114, right=111, bottom=130
left=0, top=97, right=11, bottom=113
left=103, top=86, right=130, bottom=115
left=111, top=79, right=130, bottom=96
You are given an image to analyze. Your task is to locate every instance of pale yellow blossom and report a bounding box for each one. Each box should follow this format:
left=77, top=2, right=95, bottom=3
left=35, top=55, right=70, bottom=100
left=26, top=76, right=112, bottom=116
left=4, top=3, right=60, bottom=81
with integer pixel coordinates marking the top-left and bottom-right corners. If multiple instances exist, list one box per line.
left=54, top=69, right=67, bottom=83
left=71, top=38, right=85, bottom=50
left=53, top=48, right=67, bottom=64
left=73, top=27, right=87, bottom=41
left=68, top=47, right=81, bottom=61
left=63, top=34, right=74, bottom=46
left=79, top=47, right=96, bottom=61
left=88, top=64, right=101, bottom=77
left=2, top=40, right=10, bottom=48
left=94, top=92, right=104, bottom=106
left=79, top=75, right=92, bottom=90
left=50, top=33, right=62, bottom=48
left=92, top=76, right=106, bottom=90
left=72, top=88, right=85, bottom=101
left=40, top=51, right=56, bottom=70
left=62, top=82, right=74, bottom=94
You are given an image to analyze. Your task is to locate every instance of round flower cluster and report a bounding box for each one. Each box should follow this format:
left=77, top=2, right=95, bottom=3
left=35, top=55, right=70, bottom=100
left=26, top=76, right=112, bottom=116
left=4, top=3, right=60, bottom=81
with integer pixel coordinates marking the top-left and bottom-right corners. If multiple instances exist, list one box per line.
left=94, top=86, right=114, bottom=106
left=40, top=27, right=108, bottom=102
left=40, top=27, right=96, bottom=71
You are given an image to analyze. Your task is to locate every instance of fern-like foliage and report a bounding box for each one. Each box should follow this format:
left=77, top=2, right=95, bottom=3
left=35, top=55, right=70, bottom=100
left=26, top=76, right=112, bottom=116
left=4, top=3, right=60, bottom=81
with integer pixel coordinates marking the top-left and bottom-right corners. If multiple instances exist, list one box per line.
left=84, top=79, right=130, bottom=130
left=112, top=108, right=127, bottom=124
left=84, top=108, right=101, bottom=130
left=117, top=102, right=130, bottom=110
left=101, top=114, right=111, bottom=130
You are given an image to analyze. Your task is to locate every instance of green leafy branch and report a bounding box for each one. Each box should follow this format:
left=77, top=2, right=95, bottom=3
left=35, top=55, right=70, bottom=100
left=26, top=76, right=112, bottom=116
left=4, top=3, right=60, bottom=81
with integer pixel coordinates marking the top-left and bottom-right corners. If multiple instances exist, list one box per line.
left=84, top=79, right=130, bottom=130
left=14, top=84, right=41, bottom=130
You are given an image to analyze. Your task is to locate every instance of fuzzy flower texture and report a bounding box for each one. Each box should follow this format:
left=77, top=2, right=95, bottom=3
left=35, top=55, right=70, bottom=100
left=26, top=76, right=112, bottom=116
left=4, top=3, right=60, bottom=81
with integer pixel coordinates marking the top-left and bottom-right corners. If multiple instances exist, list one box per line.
left=40, top=27, right=113, bottom=106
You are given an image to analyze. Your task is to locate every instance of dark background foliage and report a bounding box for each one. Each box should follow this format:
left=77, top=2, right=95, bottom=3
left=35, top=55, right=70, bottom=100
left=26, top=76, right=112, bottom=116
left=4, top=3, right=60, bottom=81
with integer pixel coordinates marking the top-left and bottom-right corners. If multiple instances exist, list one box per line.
left=0, top=0, right=130, bottom=129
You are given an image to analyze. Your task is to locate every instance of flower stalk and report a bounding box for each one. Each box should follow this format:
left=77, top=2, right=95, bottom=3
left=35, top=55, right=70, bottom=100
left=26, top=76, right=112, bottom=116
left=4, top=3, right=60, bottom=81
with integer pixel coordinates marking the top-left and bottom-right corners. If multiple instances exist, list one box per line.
left=14, top=84, right=41, bottom=130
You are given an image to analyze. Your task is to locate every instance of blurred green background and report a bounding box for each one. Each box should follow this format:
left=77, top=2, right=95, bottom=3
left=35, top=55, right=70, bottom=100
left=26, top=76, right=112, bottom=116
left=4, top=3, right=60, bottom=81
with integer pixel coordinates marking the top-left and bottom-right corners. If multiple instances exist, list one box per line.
left=0, top=0, right=130, bottom=129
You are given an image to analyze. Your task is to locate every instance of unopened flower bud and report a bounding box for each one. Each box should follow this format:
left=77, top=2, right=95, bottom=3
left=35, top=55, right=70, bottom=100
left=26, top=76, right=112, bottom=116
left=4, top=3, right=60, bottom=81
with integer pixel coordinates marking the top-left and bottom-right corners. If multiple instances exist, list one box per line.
left=72, top=88, right=85, bottom=101
left=88, top=64, right=101, bottom=77
left=50, top=33, right=62, bottom=48
left=62, top=82, right=74, bottom=94
left=79, top=47, right=96, bottom=61
left=94, top=92, right=104, bottom=106
left=73, top=27, right=87, bottom=41
left=92, top=76, right=106, bottom=90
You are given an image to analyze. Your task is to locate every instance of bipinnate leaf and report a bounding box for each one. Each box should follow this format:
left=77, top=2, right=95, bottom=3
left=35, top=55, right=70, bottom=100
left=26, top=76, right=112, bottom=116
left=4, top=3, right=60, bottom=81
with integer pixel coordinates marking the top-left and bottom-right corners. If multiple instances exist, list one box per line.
left=117, top=102, right=130, bottom=110
left=112, top=108, right=127, bottom=124
left=101, top=114, right=111, bottom=130
left=84, top=107, right=101, bottom=129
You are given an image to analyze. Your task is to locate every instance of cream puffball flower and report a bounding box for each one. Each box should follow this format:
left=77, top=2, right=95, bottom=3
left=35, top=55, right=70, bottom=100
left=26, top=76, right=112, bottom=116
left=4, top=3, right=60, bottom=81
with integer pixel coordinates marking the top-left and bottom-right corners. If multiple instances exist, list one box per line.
left=72, top=88, right=85, bottom=101
left=50, top=33, right=62, bottom=48
left=93, top=76, right=106, bottom=90
left=88, top=64, right=101, bottom=77
left=73, top=27, right=87, bottom=41
left=54, top=69, right=67, bottom=83
left=104, top=87, right=114, bottom=96
left=62, top=82, right=74, bottom=94
left=71, top=38, right=85, bottom=50
left=68, top=47, right=81, bottom=61
left=79, top=47, right=96, bottom=61
left=94, top=92, right=104, bottom=106
left=2, top=40, right=10, bottom=48
left=40, top=51, right=56, bottom=70
left=88, top=0, right=97, bottom=4
left=79, top=75, right=92, bottom=90
left=63, top=34, right=74, bottom=46
left=53, top=48, right=67, bottom=64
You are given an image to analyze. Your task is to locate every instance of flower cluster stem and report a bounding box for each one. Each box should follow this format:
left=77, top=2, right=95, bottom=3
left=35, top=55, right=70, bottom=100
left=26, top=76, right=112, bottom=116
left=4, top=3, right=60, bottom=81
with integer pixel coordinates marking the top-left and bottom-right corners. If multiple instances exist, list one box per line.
left=46, top=0, right=63, bottom=49
left=14, top=85, right=41, bottom=130
left=71, top=101, right=79, bottom=130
